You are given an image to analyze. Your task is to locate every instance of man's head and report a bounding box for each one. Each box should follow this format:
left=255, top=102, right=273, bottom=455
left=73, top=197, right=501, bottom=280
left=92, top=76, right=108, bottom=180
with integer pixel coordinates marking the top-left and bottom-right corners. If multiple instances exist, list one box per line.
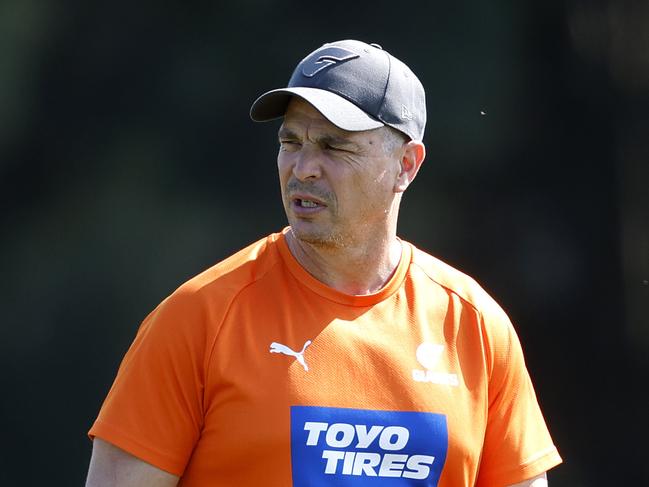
left=275, top=97, right=424, bottom=248
left=250, top=39, right=426, bottom=142
left=250, top=40, right=427, bottom=248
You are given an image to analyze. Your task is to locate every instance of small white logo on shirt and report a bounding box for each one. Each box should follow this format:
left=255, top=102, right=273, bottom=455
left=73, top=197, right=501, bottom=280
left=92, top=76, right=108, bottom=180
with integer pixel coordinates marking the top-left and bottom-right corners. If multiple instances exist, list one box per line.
left=412, top=343, right=458, bottom=386
left=270, top=340, right=312, bottom=371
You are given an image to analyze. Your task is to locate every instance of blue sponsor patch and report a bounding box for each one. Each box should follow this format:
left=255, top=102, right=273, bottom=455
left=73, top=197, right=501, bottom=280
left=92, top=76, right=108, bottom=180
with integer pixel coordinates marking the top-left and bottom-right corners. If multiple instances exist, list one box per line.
left=290, top=406, right=448, bottom=486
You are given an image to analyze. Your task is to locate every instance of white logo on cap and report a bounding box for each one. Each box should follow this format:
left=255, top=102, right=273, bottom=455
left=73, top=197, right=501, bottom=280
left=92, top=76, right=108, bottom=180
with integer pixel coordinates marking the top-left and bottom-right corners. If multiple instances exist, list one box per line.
left=301, top=46, right=359, bottom=77
left=401, top=105, right=413, bottom=121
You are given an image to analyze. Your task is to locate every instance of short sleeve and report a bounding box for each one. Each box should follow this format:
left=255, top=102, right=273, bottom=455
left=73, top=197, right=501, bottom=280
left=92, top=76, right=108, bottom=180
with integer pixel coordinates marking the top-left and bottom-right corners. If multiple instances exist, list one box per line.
left=475, top=309, right=562, bottom=486
left=88, top=290, right=208, bottom=476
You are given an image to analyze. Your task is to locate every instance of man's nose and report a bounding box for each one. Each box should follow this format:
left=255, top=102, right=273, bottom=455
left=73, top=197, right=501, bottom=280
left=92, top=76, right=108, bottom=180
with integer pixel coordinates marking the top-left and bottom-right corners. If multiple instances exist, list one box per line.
left=292, top=146, right=322, bottom=181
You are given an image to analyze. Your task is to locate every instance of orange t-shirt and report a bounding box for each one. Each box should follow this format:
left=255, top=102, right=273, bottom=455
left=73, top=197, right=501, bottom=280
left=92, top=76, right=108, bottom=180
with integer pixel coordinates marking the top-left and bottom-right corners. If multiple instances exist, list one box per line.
left=89, top=229, right=561, bottom=486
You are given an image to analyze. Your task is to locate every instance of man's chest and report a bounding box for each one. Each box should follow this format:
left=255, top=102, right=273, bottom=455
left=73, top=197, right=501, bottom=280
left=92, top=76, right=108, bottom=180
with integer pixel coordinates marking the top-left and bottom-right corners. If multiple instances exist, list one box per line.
left=181, top=297, right=489, bottom=486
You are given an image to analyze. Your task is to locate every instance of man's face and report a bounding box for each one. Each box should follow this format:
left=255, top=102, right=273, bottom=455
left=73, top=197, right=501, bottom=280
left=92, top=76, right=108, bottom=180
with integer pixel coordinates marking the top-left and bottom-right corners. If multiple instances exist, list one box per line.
left=277, top=98, right=402, bottom=248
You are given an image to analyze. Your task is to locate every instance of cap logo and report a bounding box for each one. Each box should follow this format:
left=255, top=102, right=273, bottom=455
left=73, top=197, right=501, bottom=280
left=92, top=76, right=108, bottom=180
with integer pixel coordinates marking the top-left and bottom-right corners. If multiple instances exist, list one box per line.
left=401, top=105, right=413, bottom=121
left=301, top=46, right=359, bottom=78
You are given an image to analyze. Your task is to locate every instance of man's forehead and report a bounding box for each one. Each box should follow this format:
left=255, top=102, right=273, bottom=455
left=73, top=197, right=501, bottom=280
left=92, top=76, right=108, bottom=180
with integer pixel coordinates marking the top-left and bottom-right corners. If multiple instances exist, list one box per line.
left=283, top=98, right=338, bottom=129
left=281, top=97, right=379, bottom=139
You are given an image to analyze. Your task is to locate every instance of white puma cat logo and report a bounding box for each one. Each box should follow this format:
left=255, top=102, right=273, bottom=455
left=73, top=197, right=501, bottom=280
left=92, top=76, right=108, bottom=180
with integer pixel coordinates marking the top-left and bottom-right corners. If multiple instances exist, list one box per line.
left=269, top=340, right=312, bottom=371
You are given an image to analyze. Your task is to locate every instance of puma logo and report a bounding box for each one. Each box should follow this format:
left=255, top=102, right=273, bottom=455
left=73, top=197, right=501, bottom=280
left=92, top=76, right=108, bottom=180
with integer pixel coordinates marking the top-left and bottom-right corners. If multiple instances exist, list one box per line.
left=270, top=340, right=312, bottom=371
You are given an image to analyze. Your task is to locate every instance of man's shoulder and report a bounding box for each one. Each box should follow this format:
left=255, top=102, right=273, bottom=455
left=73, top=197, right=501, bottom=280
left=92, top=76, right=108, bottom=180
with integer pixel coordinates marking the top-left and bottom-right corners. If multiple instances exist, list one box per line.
left=133, top=233, right=284, bottom=344
left=174, top=231, right=284, bottom=301
left=407, top=243, right=506, bottom=318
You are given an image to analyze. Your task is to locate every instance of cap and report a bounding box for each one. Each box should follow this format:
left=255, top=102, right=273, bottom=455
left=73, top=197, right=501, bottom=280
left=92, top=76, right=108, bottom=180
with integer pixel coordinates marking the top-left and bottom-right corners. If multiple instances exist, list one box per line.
left=250, top=40, right=426, bottom=141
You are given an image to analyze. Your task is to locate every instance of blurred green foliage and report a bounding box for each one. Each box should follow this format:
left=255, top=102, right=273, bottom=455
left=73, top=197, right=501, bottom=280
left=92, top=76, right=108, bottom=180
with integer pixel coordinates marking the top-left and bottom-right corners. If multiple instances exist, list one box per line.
left=0, top=1, right=647, bottom=485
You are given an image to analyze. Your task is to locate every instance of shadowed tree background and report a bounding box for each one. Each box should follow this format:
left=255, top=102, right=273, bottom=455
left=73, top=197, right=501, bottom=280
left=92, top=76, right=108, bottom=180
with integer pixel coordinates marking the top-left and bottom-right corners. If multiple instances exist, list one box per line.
left=1, top=1, right=647, bottom=485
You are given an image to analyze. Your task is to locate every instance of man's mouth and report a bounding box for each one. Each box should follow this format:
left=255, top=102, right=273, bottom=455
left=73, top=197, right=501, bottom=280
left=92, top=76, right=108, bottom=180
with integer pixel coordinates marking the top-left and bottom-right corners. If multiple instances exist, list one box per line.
left=296, top=198, right=321, bottom=208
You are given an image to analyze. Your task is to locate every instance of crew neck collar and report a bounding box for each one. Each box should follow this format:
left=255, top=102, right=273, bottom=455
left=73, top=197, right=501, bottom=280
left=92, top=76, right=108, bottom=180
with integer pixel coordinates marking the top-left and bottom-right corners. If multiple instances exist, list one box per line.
left=276, top=227, right=411, bottom=307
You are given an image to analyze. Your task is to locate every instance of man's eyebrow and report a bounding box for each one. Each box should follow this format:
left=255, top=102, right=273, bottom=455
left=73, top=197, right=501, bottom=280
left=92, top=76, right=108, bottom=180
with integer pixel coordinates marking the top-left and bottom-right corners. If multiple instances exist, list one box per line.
left=278, top=127, right=362, bottom=151
left=278, top=127, right=298, bottom=140
left=319, top=134, right=356, bottom=147
left=317, top=134, right=364, bottom=152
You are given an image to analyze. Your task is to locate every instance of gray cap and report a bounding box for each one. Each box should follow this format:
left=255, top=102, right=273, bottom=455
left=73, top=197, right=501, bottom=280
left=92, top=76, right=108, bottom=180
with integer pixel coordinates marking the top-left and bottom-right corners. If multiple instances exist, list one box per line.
left=250, top=40, right=426, bottom=141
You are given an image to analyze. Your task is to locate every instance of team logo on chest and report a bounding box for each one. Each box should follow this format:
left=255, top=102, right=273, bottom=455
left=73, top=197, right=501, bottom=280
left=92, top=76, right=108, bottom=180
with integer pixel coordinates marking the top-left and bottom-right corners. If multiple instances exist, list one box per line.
left=412, top=343, right=459, bottom=386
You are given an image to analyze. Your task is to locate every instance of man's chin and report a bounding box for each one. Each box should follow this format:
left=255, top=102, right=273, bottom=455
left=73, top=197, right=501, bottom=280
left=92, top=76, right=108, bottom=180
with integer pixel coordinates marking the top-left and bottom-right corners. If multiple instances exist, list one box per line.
left=289, top=222, right=344, bottom=249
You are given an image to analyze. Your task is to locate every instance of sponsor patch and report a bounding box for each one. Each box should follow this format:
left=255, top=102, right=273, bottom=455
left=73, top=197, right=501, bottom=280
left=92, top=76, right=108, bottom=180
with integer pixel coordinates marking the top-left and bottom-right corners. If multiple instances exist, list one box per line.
left=291, top=406, right=448, bottom=486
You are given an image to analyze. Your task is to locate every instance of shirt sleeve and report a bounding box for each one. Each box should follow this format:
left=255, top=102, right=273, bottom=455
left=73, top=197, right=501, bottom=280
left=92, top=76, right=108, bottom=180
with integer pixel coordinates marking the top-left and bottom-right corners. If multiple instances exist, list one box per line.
left=475, top=308, right=562, bottom=487
left=88, top=289, right=208, bottom=476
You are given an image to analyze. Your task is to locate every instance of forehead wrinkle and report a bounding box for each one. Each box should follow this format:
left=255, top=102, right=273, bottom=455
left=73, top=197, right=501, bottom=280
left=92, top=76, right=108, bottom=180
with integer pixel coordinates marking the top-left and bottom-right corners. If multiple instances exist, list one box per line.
left=283, top=98, right=351, bottom=136
left=282, top=115, right=369, bottom=154
left=283, top=107, right=339, bottom=136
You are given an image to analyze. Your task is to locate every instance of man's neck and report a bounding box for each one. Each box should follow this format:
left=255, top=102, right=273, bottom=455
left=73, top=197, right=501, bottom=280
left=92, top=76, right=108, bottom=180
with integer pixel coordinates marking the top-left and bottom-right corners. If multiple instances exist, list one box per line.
left=285, top=228, right=403, bottom=295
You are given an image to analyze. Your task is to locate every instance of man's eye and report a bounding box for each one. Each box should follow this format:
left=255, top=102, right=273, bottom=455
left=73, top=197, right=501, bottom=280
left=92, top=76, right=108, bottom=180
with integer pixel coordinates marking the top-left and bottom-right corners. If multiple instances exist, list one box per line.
left=325, top=144, right=345, bottom=152
left=280, top=140, right=300, bottom=147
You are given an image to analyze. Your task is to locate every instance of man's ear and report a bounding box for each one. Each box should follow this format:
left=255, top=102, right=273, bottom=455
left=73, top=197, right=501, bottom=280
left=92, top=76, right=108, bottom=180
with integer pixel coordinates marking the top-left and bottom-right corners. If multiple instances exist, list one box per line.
left=394, top=141, right=426, bottom=193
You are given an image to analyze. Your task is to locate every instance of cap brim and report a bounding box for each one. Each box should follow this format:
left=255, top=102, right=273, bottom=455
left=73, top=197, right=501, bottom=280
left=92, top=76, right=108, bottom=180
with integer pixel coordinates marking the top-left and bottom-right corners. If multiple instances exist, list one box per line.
left=249, top=87, right=384, bottom=132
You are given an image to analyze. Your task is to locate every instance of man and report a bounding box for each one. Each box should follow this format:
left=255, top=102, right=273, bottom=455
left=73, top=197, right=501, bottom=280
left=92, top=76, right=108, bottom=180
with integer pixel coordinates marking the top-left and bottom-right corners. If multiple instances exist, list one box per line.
left=86, top=40, right=561, bottom=486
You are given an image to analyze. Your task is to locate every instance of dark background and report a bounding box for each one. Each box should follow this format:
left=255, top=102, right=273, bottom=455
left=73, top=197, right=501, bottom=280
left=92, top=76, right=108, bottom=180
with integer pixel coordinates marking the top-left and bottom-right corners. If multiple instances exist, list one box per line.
left=1, top=1, right=647, bottom=485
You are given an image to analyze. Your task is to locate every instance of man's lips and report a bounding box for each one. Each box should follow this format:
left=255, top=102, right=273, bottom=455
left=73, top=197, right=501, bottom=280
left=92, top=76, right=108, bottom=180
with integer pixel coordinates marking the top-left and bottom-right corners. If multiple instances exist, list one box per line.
left=289, top=194, right=327, bottom=213
left=293, top=196, right=325, bottom=206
